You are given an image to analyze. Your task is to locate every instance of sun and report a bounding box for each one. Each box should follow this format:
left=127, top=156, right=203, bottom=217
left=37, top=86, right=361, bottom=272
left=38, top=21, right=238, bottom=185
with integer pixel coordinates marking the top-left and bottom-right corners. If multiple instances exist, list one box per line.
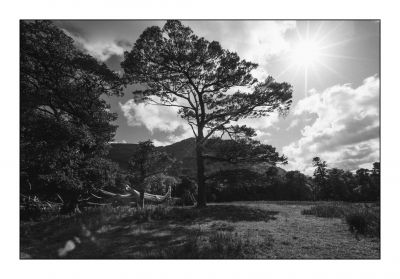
left=290, top=39, right=322, bottom=67
left=274, top=22, right=354, bottom=95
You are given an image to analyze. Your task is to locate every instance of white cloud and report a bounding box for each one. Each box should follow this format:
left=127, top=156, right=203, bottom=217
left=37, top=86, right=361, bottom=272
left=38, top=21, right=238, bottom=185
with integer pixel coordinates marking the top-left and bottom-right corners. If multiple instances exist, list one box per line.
left=152, top=139, right=172, bottom=147
left=187, top=21, right=296, bottom=67
left=286, top=119, right=300, bottom=130
left=110, top=140, right=127, bottom=144
left=119, top=99, right=189, bottom=134
left=282, top=75, right=379, bottom=174
left=234, top=112, right=281, bottom=140
left=119, top=98, right=194, bottom=145
left=62, top=29, right=125, bottom=61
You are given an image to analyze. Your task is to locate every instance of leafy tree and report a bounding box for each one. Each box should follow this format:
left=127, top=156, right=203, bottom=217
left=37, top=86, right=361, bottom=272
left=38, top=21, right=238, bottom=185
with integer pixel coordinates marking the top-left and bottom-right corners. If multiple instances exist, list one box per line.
left=146, top=174, right=178, bottom=195
left=312, top=157, right=328, bottom=200
left=342, top=170, right=358, bottom=201
left=20, top=20, right=123, bottom=212
left=128, top=140, right=173, bottom=207
left=284, top=171, right=311, bottom=200
left=372, top=162, right=380, bottom=176
left=121, top=20, right=293, bottom=206
left=370, top=162, right=380, bottom=201
left=174, top=176, right=198, bottom=205
left=326, top=168, right=350, bottom=201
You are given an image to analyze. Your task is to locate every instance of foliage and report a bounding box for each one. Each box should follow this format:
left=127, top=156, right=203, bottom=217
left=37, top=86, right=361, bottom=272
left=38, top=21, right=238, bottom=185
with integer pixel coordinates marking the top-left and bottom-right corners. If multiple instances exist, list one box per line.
left=206, top=168, right=311, bottom=202
left=283, top=171, right=312, bottom=200
left=301, top=204, right=345, bottom=218
left=204, top=137, right=288, bottom=165
left=121, top=20, right=293, bottom=206
left=312, top=157, right=328, bottom=199
left=128, top=141, right=174, bottom=183
left=311, top=158, right=380, bottom=202
left=20, top=20, right=123, bottom=213
left=302, top=203, right=380, bottom=237
left=145, top=174, right=178, bottom=195
left=173, top=176, right=198, bottom=205
left=345, top=207, right=380, bottom=237
left=128, top=140, right=174, bottom=207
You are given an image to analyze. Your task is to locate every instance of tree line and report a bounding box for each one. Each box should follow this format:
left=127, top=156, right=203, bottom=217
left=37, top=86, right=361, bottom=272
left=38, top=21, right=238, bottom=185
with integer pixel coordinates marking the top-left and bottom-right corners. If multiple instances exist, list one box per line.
left=205, top=159, right=380, bottom=203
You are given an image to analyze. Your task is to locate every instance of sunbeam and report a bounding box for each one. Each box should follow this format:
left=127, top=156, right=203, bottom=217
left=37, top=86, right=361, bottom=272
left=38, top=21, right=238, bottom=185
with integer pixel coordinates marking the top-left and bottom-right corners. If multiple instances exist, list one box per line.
left=275, top=21, right=359, bottom=95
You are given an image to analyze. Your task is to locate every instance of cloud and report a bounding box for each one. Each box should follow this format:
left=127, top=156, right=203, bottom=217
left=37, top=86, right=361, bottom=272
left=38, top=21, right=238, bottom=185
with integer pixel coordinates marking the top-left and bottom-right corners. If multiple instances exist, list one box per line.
left=282, top=75, right=379, bottom=174
left=286, top=119, right=300, bottom=130
left=152, top=139, right=173, bottom=147
left=186, top=21, right=296, bottom=66
left=119, top=99, right=188, bottom=133
left=234, top=112, right=281, bottom=140
left=119, top=98, right=193, bottom=145
left=61, top=29, right=125, bottom=61
left=110, top=140, right=127, bottom=144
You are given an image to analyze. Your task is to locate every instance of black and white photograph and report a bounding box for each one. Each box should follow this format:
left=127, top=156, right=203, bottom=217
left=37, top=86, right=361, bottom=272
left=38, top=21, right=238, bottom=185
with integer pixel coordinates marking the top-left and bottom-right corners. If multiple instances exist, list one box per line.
left=4, top=0, right=400, bottom=276
left=19, top=19, right=381, bottom=260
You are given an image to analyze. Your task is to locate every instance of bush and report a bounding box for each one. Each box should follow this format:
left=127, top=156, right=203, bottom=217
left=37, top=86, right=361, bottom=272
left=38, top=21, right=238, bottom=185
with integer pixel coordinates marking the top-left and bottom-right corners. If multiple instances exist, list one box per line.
left=302, top=203, right=380, bottom=238
left=302, top=205, right=345, bottom=218
left=173, top=176, right=197, bottom=205
left=345, top=207, right=380, bottom=237
left=20, top=195, right=62, bottom=221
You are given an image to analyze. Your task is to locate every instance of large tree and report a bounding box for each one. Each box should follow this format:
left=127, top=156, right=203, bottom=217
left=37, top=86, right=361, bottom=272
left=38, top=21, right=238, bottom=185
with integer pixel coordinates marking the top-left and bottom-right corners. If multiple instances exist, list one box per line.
left=20, top=21, right=123, bottom=212
left=122, top=20, right=293, bottom=206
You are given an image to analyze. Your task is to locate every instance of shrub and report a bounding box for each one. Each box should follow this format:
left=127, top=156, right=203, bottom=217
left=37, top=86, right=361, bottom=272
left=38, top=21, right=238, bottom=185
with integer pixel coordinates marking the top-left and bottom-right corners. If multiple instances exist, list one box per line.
left=302, top=203, right=380, bottom=238
left=345, top=207, right=380, bottom=237
left=301, top=205, right=345, bottom=218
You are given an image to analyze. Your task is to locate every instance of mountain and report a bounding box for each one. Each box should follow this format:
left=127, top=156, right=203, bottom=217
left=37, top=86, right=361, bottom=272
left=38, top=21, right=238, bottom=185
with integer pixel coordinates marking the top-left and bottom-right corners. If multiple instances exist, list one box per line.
left=108, top=138, right=196, bottom=172
left=107, top=143, right=139, bottom=170
left=108, top=138, right=286, bottom=177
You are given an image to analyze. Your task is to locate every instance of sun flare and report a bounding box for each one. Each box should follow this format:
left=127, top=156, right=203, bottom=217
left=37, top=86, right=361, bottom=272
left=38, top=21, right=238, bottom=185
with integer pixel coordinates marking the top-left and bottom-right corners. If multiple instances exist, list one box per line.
left=290, top=39, right=322, bottom=67
left=274, top=22, right=358, bottom=95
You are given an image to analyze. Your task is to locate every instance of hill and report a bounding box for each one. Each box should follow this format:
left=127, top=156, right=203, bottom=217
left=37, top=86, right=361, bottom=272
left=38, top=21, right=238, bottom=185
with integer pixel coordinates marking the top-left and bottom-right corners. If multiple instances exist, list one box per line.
left=108, top=138, right=196, bottom=172
left=108, top=138, right=286, bottom=177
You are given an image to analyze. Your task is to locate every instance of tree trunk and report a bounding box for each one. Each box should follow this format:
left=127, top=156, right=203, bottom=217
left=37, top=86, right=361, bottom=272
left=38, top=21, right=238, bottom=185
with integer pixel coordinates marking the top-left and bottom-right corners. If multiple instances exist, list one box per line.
left=196, top=143, right=206, bottom=207
left=138, top=190, right=145, bottom=208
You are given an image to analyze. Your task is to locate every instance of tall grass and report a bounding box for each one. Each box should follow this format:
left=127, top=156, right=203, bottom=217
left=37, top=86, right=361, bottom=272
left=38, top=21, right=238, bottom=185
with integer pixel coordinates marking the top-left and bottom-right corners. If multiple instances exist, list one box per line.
left=301, top=203, right=380, bottom=238
left=301, top=204, right=345, bottom=218
left=143, top=231, right=272, bottom=259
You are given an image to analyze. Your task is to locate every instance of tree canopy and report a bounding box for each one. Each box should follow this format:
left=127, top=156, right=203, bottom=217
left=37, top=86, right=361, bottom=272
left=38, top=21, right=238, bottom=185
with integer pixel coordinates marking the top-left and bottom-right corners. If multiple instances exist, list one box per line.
left=20, top=21, right=123, bottom=212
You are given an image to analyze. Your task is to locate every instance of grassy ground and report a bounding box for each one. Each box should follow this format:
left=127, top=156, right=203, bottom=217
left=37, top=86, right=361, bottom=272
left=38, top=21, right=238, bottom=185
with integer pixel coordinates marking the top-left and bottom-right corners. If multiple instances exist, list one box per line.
left=20, top=201, right=380, bottom=259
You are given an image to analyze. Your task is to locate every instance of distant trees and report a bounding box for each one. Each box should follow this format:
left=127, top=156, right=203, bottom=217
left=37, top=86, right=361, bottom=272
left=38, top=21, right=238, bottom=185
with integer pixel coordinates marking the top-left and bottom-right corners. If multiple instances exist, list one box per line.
left=284, top=171, right=312, bottom=200
left=311, top=157, right=380, bottom=202
left=312, top=157, right=328, bottom=200
left=128, top=140, right=173, bottom=207
left=20, top=21, right=123, bottom=213
left=121, top=20, right=293, bottom=207
left=204, top=158, right=380, bottom=203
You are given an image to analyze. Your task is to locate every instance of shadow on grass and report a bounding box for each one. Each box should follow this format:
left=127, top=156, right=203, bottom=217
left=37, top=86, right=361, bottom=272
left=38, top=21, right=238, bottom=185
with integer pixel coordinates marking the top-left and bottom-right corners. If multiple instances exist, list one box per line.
left=171, top=205, right=279, bottom=223
left=20, top=204, right=279, bottom=258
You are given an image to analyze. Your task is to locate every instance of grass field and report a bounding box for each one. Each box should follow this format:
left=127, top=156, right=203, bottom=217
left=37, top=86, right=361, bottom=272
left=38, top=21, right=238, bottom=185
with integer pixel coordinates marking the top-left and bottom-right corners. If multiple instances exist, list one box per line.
left=20, top=201, right=380, bottom=259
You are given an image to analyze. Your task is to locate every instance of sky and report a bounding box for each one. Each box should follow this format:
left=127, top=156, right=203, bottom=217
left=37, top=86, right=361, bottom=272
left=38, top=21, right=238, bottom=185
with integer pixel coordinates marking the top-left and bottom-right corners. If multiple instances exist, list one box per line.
left=55, top=20, right=380, bottom=174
